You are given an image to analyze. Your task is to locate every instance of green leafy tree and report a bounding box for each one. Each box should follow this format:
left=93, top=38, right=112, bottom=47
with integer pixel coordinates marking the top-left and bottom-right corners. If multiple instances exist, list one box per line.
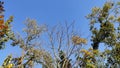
left=87, top=1, right=120, bottom=67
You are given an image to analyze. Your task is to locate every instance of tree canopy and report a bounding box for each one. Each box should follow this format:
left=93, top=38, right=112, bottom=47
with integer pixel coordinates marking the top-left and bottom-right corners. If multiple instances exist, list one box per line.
left=0, top=0, right=120, bottom=68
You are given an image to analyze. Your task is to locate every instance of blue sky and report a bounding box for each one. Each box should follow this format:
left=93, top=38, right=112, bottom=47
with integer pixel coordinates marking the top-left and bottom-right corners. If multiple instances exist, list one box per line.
left=0, top=0, right=106, bottom=68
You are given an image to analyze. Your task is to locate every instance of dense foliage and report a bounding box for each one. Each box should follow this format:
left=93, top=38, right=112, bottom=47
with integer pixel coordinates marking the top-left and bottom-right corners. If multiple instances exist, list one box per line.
left=0, top=0, right=120, bottom=68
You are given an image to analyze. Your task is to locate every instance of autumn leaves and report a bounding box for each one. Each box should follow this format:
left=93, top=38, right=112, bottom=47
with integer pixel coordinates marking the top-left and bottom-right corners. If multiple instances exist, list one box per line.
left=0, top=1, right=14, bottom=49
left=72, top=36, right=87, bottom=45
left=0, top=1, right=5, bottom=35
left=0, top=1, right=11, bottom=36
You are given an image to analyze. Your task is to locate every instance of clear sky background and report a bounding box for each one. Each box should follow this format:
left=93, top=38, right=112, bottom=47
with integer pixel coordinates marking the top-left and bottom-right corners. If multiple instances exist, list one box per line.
left=0, top=0, right=106, bottom=68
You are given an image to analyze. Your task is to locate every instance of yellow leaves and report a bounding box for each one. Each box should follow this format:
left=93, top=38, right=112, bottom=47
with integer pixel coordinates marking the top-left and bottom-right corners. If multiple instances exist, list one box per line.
left=87, top=63, right=96, bottom=68
left=86, top=52, right=92, bottom=57
left=2, top=55, right=13, bottom=68
left=103, top=2, right=112, bottom=12
left=81, top=39, right=87, bottom=44
left=6, top=16, right=13, bottom=24
left=72, top=36, right=87, bottom=45
left=81, top=48, right=100, bottom=58
left=105, top=3, right=112, bottom=9
left=4, top=16, right=13, bottom=29
left=117, top=16, right=120, bottom=22
left=5, top=64, right=14, bottom=68
left=80, top=48, right=96, bottom=68
left=81, top=49, right=88, bottom=53
left=93, top=50, right=99, bottom=55
left=72, top=36, right=81, bottom=45
left=92, top=7, right=100, bottom=14
left=81, top=49, right=93, bottom=57
left=108, top=15, right=114, bottom=20
left=87, top=59, right=91, bottom=63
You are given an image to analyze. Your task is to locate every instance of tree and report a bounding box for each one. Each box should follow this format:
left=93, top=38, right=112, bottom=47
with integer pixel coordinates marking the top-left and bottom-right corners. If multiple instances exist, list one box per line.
left=45, top=22, right=87, bottom=68
left=1, top=19, right=87, bottom=68
left=1, top=0, right=120, bottom=68
left=87, top=1, right=120, bottom=67
left=0, top=1, right=14, bottom=49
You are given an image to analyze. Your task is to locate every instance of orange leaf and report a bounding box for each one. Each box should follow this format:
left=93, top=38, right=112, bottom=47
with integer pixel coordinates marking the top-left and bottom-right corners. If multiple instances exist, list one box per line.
left=0, top=15, right=4, bottom=18
left=0, top=25, right=5, bottom=30
left=4, top=25, right=8, bottom=29
left=0, top=32, right=4, bottom=35
left=0, top=19, right=4, bottom=25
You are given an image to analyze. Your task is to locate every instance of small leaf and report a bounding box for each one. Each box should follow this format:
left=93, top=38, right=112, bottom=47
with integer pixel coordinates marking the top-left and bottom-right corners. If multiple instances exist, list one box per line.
left=117, top=2, right=120, bottom=5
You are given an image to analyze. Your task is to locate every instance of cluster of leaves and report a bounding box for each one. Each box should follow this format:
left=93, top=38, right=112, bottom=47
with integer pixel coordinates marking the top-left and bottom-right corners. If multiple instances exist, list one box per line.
left=10, top=19, right=53, bottom=68
left=87, top=1, right=117, bottom=49
left=77, top=48, right=96, bottom=68
left=1, top=0, right=120, bottom=68
left=0, top=1, right=15, bottom=49
left=1, top=55, right=14, bottom=68
left=72, top=36, right=87, bottom=45
left=87, top=1, right=120, bottom=67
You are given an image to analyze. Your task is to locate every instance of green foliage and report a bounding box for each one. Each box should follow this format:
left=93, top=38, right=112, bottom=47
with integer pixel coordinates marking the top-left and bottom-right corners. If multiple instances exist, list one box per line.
left=87, top=1, right=120, bottom=67
left=87, top=1, right=117, bottom=49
